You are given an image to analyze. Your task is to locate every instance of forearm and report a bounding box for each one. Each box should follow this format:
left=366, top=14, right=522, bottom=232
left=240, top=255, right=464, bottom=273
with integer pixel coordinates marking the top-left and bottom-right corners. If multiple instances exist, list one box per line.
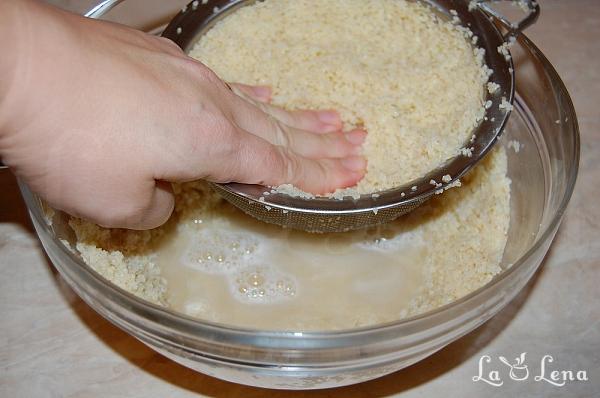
left=0, top=0, right=82, bottom=171
left=0, top=0, right=21, bottom=133
left=0, top=0, right=76, bottom=158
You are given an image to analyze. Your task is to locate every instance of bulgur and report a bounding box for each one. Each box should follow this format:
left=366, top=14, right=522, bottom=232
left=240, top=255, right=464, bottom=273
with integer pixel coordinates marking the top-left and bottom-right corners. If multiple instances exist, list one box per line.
left=190, top=0, right=490, bottom=197
left=64, top=0, right=513, bottom=330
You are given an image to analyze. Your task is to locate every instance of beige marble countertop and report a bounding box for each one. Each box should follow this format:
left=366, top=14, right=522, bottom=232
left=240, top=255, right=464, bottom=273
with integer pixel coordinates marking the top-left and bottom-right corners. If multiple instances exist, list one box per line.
left=1, top=1, right=599, bottom=397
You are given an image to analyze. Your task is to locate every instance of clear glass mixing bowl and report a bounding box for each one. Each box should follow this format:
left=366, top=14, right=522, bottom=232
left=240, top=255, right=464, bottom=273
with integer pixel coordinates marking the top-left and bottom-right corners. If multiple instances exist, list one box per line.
left=19, top=0, right=579, bottom=389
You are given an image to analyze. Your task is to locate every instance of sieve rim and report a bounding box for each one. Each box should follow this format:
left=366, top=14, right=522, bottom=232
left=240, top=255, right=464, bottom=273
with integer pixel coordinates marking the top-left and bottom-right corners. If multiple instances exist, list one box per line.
left=162, top=0, right=520, bottom=215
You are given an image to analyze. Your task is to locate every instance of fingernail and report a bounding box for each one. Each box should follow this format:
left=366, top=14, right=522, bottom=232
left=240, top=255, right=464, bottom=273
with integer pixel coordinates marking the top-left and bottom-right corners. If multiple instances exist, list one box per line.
left=317, top=110, right=341, bottom=126
left=345, top=129, right=367, bottom=145
left=341, top=156, right=367, bottom=172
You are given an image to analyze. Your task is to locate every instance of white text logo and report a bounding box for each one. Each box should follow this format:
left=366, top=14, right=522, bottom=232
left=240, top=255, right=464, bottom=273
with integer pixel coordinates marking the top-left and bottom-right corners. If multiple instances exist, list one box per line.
left=472, top=353, right=588, bottom=387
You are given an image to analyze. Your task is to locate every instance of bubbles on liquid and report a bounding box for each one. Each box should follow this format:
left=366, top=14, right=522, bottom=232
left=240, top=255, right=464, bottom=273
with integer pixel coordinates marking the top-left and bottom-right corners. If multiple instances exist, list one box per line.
left=181, top=229, right=260, bottom=274
left=180, top=221, right=297, bottom=304
left=230, top=265, right=297, bottom=303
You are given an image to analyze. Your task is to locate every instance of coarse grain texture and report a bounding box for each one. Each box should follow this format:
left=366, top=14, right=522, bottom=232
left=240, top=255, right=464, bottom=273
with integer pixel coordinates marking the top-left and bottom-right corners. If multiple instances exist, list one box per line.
left=405, top=147, right=510, bottom=314
left=69, top=218, right=169, bottom=305
left=67, top=183, right=219, bottom=306
left=189, top=0, right=488, bottom=197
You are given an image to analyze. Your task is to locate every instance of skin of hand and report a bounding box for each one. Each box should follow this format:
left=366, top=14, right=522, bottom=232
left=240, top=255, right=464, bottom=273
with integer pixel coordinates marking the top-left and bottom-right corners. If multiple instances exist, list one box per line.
left=0, top=0, right=367, bottom=230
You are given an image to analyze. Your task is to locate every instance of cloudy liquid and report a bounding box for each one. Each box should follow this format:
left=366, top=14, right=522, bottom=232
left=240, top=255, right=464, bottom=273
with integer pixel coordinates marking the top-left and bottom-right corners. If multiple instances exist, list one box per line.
left=157, top=207, right=426, bottom=331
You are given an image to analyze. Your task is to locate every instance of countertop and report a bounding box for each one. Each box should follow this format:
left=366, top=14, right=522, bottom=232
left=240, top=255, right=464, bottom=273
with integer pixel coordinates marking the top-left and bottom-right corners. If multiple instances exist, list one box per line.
left=1, top=1, right=599, bottom=397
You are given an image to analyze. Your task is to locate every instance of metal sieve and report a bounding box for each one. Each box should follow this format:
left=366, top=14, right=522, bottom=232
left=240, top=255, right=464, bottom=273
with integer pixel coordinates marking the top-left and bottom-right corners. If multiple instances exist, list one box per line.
left=86, top=0, right=539, bottom=233
left=155, top=0, right=541, bottom=233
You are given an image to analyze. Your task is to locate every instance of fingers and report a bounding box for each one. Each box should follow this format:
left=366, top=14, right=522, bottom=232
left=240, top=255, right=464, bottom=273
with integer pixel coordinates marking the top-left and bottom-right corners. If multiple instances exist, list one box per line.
left=129, top=181, right=175, bottom=230
left=91, top=180, right=175, bottom=230
left=227, top=94, right=364, bottom=160
left=257, top=104, right=343, bottom=134
left=208, top=126, right=367, bottom=195
left=230, top=83, right=343, bottom=133
left=229, top=83, right=272, bottom=103
left=286, top=128, right=366, bottom=159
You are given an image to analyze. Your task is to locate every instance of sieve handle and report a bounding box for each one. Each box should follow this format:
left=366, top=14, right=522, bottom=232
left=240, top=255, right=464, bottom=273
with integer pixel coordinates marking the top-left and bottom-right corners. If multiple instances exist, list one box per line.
left=474, top=0, right=540, bottom=38
left=85, top=0, right=126, bottom=18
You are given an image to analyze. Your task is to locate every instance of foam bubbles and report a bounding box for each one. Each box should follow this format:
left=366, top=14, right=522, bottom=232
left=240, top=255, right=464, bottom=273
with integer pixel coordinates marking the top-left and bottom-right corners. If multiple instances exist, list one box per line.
left=181, top=229, right=260, bottom=274
left=229, top=265, right=297, bottom=304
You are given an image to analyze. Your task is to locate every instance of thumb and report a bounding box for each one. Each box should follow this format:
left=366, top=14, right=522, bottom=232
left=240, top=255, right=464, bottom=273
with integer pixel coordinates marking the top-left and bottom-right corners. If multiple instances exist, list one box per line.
left=96, top=181, right=175, bottom=230
left=129, top=181, right=175, bottom=230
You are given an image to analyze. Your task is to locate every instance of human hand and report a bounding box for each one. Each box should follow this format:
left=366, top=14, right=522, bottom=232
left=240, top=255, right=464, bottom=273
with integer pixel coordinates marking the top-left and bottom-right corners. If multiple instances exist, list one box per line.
left=0, top=0, right=366, bottom=230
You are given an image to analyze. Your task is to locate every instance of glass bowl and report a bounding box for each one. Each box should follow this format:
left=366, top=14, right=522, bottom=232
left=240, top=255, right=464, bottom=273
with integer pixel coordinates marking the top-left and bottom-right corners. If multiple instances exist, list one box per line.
left=20, top=0, right=579, bottom=390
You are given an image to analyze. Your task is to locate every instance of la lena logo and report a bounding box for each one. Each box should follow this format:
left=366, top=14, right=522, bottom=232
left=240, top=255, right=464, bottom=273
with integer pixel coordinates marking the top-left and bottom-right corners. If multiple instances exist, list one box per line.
left=473, top=353, right=588, bottom=387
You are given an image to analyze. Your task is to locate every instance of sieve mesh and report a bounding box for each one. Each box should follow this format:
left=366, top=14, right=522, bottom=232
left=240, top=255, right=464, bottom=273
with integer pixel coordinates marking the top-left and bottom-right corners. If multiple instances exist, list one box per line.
left=158, top=0, right=539, bottom=233
left=211, top=183, right=425, bottom=233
